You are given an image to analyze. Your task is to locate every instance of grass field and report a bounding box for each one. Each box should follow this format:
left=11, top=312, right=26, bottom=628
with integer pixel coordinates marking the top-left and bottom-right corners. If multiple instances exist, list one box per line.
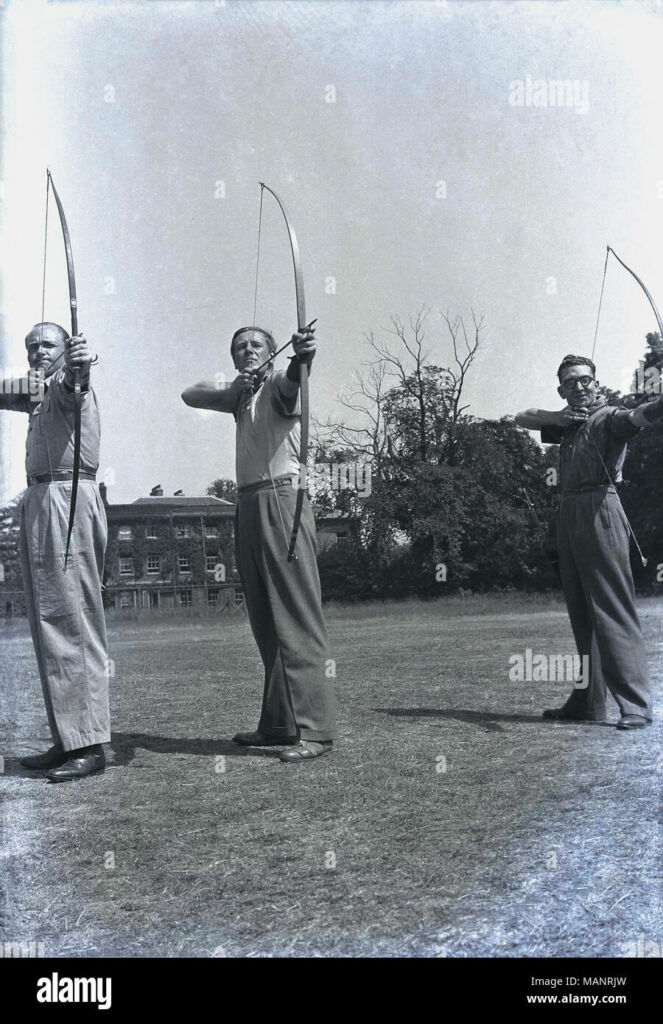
left=1, top=594, right=661, bottom=958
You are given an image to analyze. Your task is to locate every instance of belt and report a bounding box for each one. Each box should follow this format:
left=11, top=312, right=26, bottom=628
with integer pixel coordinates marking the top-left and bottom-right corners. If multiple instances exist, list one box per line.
left=561, top=484, right=617, bottom=496
left=27, top=471, right=96, bottom=486
left=237, top=474, right=295, bottom=496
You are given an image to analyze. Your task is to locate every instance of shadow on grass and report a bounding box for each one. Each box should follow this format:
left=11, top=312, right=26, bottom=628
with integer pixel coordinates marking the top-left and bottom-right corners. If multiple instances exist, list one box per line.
left=109, top=732, right=284, bottom=767
left=374, top=707, right=614, bottom=732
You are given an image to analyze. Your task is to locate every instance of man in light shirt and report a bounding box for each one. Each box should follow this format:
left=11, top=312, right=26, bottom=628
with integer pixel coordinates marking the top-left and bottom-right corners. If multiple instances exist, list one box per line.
left=182, top=324, right=336, bottom=762
left=0, top=322, right=110, bottom=780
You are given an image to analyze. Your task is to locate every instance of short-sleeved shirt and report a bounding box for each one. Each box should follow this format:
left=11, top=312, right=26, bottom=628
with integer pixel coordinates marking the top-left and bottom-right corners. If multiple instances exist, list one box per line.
left=235, top=369, right=301, bottom=489
left=540, top=399, right=640, bottom=493
left=12, top=370, right=101, bottom=478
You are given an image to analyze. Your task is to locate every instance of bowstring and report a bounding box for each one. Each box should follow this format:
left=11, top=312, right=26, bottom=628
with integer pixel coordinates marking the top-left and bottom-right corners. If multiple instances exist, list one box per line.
left=590, top=246, right=609, bottom=363
left=250, top=183, right=290, bottom=553
left=40, top=171, right=49, bottom=346
left=40, top=171, right=55, bottom=479
left=589, top=245, right=647, bottom=567
left=252, top=185, right=264, bottom=327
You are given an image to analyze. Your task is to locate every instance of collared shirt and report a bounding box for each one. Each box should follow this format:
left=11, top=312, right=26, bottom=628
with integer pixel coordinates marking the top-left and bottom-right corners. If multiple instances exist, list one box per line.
left=235, top=369, right=300, bottom=489
left=540, top=398, right=640, bottom=492
left=20, top=370, right=101, bottom=478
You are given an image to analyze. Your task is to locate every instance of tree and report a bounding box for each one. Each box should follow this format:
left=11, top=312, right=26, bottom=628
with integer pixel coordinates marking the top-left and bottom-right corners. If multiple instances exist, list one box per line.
left=206, top=478, right=238, bottom=503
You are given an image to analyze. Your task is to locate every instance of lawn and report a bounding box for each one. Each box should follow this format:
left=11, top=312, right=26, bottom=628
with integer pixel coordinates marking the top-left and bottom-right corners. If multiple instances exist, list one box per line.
left=1, top=594, right=661, bottom=957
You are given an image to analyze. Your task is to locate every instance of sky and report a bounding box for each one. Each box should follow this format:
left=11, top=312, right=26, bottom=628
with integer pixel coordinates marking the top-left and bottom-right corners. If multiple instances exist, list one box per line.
left=1, top=0, right=663, bottom=504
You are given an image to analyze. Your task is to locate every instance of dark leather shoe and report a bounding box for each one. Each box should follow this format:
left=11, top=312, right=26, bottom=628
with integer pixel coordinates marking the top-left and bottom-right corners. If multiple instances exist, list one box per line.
left=232, top=730, right=296, bottom=746
left=279, top=740, right=333, bottom=763
left=44, top=745, right=106, bottom=782
left=542, top=707, right=608, bottom=723
left=21, top=744, right=67, bottom=769
left=616, top=714, right=652, bottom=730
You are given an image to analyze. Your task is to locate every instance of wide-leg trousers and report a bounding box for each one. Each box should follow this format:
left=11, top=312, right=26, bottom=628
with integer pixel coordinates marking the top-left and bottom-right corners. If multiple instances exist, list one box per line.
left=556, top=487, right=652, bottom=719
left=235, top=479, right=337, bottom=742
left=20, top=481, right=111, bottom=751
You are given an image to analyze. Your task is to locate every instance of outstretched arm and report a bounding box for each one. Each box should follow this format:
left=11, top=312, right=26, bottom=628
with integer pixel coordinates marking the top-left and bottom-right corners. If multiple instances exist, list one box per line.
left=276, top=324, right=317, bottom=402
left=628, top=395, right=663, bottom=429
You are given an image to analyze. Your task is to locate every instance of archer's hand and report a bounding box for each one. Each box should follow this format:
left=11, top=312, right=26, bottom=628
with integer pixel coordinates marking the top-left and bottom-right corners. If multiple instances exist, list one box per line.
left=26, top=368, right=45, bottom=402
left=64, top=334, right=93, bottom=374
left=556, top=405, right=588, bottom=427
left=231, top=371, right=257, bottom=397
left=291, top=322, right=317, bottom=364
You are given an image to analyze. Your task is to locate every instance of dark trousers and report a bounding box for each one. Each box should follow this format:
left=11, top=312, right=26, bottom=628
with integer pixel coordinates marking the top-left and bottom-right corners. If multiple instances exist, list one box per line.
left=235, top=479, right=337, bottom=741
left=556, top=488, right=652, bottom=719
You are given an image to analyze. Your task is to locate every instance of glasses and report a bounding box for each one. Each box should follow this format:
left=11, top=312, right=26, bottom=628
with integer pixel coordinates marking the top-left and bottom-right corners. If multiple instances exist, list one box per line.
left=561, top=376, right=594, bottom=390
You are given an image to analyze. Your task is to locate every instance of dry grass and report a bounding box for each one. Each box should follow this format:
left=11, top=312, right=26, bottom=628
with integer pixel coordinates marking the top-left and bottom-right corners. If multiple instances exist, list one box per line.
left=1, top=595, right=661, bottom=957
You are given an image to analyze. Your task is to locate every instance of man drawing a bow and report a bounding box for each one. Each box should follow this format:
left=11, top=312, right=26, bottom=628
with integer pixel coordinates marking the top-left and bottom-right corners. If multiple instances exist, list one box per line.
left=515, top=353, right=662, bottom=729
left=1, top=322, right=110, bottom=780
left=182, top=323, right=337, bottom=762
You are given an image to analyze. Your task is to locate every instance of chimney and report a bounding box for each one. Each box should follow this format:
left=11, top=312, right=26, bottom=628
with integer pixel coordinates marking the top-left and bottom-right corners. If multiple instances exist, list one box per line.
left=173, top=489, right=184, bottom=496
left=150, top=485, right=163, bottom=497
left=99, top=482, right=108, bottom=506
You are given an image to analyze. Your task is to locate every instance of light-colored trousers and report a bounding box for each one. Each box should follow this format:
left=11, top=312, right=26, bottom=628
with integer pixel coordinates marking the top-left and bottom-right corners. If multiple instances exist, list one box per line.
left=20, top=481, right=111, bottom=751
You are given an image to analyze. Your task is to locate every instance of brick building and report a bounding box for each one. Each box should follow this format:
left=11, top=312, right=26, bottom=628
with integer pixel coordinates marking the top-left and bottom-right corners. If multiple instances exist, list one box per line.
left=103, top=485, right=242, bottom=614
left=0, top=483, right=353, bottom=618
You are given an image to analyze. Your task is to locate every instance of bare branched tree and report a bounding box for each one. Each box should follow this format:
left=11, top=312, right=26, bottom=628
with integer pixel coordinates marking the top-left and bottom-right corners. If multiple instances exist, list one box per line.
left=440, top=310, right=485, bottom=424
left=313, top=305, right=485, bottom=472
left=313, top=358, right=392, bottom=477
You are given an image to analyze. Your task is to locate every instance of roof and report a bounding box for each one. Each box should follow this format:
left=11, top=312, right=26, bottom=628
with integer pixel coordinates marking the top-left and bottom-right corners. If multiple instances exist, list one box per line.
left=106, top=495, right=236, bottom=521
left=132, top=496, right=234, bottom=507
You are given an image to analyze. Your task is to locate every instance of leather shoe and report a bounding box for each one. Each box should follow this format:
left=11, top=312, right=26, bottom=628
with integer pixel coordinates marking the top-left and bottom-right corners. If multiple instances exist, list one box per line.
left=232, top=730, right=296, bottom=746
left=21, top=744, right=67, bottom=770
left=44, top=745, right=106, bottom=782
left=279, top=740, right=333, bottom=763
left=616, top=715, right=652, bottom=730
left=542, top=707, right=608, bottom=723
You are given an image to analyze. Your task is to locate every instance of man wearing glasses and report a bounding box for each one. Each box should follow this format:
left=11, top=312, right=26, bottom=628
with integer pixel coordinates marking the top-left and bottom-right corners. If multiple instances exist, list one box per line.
left=515, top=354, right=661, bottom=729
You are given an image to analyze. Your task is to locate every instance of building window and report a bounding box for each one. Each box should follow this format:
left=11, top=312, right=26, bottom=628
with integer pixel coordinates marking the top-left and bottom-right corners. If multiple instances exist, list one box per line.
left=118, top=527, right=133, bottom=541
left=178, top=554, right=190, bottom=572
left=233, top=587, right=244, bottom=608
left=146, top=526, right=158, bottom=540
left=143, top=591, right=159, bottom=609
left=147, top=554, right=161, bottom=575
left=178, top=589, right=192, bottom=607
left=175, top=525, right=192, bottom=539
left=206, top=555, right=225, bottom=577
left=205, top=525, right=218, bottom=538
left=119, top=557, right=134, bottom=576
left=119, top=591, right=133, bottom=609
left=207, top=588, right=219, bottom=607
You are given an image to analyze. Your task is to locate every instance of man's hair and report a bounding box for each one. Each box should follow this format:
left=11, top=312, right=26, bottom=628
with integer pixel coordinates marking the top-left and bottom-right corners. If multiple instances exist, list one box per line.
left=557, top=354, right=596, bottom=382
left=230, top=326, right=276, bottom=360
left=24, top=322, right=69, bottom=347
